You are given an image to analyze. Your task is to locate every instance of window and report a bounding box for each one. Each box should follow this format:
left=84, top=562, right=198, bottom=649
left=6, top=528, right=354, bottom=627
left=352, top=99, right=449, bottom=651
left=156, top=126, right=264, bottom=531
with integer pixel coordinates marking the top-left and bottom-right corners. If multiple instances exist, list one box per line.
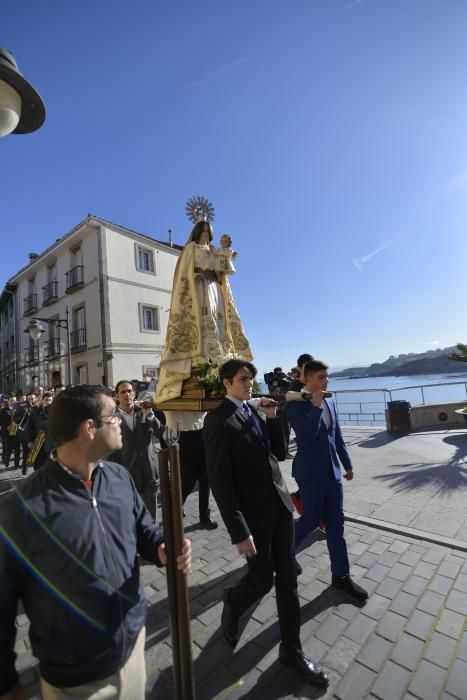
left=139, top=304, right=160, bottom=333
left=75, top=364, right=88, bottom=385
left=135, top=244, right=155, bottom=274
left=70, top=245, right=82, bottom=267
left=142, top=365, right=159, bottom=379
left=47, top=262, right=57, bottom=283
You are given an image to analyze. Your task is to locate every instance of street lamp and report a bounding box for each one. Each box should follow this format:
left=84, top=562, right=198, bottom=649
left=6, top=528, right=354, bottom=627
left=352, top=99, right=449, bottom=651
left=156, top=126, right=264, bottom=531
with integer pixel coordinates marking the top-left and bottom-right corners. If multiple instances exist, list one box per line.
left=24, top=307, right=72, bottom=386
left=0, top=47, right=46, bottom=136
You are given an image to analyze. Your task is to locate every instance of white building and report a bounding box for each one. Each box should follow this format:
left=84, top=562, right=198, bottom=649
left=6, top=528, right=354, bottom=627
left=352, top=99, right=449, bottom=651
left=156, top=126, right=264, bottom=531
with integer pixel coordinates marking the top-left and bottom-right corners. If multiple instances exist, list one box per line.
left=0, top=216, right=181, bottom=392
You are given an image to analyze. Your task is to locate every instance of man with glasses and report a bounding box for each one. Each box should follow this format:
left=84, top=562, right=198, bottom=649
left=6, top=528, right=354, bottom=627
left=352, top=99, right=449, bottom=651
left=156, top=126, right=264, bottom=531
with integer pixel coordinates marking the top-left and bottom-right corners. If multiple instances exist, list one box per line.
left=109, top=380, right=164, bottom=523
left=0, top=385, right=191, bottom=700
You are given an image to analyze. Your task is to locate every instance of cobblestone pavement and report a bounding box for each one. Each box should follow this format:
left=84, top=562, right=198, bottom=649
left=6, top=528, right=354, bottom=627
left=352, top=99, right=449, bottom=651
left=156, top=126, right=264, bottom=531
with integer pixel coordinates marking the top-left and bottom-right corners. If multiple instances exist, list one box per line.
left=3, top=427, right=466, bottom=699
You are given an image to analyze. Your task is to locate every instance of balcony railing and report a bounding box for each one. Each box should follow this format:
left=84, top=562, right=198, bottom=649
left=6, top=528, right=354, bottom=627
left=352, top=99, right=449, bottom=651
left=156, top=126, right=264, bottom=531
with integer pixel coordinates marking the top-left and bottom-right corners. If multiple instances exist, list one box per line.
left=23, top=294, right=38, bottom=316
left=70, top=328, right=86, bottom=353
left=25, top=345, right=39, bottom=364
left=65, top=265, right=84, bottom=293
left=45, top=337, right=61, bottom=359
left=42, top=280, right=58, bottom=306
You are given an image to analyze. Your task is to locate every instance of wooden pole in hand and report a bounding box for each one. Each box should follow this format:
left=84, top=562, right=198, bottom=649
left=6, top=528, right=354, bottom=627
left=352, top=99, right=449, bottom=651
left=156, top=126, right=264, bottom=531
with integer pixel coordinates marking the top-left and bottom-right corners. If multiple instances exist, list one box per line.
left=159, top=430, right=196, bottom=699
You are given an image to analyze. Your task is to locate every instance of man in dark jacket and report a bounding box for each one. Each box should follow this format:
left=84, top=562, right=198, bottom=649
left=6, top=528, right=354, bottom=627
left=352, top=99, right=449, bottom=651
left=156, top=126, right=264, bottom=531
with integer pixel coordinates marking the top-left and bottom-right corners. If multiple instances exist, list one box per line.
left=25, top=391, right=54, bottom=470
left=0, top=395, right=21, bottom=469
left=204, top=360, right=328, bottom=689
left=109, top=380, right=163, bottom=523
left=0, top=385, right=191, bottom=700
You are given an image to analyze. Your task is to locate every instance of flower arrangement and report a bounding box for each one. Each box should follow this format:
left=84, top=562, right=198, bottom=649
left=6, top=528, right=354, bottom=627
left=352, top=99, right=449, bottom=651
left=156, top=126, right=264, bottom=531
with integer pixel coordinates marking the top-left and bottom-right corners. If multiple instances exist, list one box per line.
left=193, top=357, right=261, bottom=397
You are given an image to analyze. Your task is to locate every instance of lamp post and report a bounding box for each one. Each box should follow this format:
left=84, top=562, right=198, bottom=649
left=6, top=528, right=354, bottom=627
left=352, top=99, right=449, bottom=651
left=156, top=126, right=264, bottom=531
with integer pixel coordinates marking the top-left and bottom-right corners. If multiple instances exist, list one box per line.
left=0, top=47, right=45, bottom=136
left=25, top=307, right=72, bottom=386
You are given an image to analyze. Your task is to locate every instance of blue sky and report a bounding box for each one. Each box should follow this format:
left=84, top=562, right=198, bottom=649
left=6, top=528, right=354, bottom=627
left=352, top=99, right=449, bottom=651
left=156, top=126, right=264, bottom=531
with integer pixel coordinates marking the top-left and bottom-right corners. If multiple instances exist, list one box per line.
left=2, top=0, right=467, bottom=374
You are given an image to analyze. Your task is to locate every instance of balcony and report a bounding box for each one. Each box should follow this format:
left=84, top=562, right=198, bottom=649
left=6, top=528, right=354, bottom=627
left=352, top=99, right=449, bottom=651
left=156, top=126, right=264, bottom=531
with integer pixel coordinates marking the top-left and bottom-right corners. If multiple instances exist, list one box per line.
left=23, top=294, right=38, bottom=316
left=45, top=337, right=61, bottom=359
left=70, top=328, right=86, bottom=353
left=42, top=280, right=58, bottom=306
left=65, top=265, right=84, bottom=294
left=25, top=345, right=39, bottom=364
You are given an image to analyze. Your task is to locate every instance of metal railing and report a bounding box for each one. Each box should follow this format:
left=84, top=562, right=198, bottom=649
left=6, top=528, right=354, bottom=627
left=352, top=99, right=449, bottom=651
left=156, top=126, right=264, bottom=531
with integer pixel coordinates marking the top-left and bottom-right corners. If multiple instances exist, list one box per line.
left=42, top=280, right=58, bottom=306
left=24, top=345, right=39, bottom=364
left=45, top=337, right=61, bottom=359
left=333, top=380, right=467, bottom=426
left=70, top=328, right=86, bottom=352
left=23, top=294, right=38, bottom=316
left=65, top=265, right=84, bottom=293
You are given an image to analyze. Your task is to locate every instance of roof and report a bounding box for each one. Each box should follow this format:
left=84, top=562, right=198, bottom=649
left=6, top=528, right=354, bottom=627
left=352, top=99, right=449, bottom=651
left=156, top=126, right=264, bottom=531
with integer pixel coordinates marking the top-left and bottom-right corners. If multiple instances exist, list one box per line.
left=7, top=214, right=183, bottom=284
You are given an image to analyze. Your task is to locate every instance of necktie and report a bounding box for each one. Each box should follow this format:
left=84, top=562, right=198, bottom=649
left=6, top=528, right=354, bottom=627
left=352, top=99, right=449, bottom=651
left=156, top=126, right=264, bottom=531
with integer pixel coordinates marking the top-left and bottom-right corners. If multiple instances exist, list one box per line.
left=242, top=403, right=263, bottom=441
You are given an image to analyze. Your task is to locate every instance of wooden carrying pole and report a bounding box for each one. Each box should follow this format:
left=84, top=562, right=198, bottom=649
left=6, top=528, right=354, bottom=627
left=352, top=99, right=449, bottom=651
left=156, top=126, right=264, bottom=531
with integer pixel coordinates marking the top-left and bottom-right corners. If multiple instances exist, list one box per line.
left=159, top=440, right=196, bottom=699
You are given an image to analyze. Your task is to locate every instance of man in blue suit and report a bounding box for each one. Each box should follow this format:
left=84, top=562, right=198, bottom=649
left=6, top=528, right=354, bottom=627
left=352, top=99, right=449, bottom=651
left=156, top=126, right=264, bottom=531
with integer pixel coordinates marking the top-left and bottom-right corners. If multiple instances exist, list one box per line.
left=286, top=360, right=368, bottom=601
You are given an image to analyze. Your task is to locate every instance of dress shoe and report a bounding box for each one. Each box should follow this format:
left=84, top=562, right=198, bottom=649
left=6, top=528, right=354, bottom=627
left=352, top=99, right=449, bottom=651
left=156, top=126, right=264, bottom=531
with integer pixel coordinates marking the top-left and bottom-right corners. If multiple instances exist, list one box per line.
left=221, top=587, right=239, bottom=647
left=199, top=514, right=218, bottom=530
left=279, top=645, right=329, bottom=687
left=332, top=575, right=368, bottom=601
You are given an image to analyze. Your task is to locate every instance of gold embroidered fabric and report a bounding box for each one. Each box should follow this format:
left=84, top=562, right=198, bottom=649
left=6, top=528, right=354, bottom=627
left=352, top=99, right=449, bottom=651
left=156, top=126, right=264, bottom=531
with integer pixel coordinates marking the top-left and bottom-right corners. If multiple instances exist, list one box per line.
left=156, top=241, right=252, bottom=403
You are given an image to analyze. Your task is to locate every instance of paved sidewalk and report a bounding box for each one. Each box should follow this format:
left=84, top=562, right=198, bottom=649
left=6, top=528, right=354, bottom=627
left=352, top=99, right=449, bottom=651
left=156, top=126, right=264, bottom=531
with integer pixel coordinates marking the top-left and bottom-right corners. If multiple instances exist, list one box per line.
left=3, top=425, right=467, bottom=699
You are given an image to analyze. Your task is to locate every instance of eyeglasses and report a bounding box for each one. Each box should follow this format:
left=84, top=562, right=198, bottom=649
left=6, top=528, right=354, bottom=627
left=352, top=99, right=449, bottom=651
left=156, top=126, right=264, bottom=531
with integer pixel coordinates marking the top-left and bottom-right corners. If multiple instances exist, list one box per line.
left=99, top=410, right=122, bottom=425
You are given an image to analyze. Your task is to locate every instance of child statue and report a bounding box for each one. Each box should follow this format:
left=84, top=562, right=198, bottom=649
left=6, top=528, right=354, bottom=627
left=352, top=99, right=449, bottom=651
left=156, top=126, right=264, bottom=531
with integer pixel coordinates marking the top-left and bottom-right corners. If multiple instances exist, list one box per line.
left=214, top=234, right=237, bottom=276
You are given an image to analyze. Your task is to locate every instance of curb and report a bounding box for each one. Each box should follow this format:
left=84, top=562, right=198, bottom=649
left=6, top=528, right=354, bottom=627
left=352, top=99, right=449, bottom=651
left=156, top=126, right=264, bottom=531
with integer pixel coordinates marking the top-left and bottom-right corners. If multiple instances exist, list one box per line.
left=345, top=511, right=467, bottom=552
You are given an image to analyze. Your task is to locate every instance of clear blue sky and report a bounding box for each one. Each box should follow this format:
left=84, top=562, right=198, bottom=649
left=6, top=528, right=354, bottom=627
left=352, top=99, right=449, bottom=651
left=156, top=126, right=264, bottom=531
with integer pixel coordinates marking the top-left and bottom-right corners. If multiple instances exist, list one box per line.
left=2, top=0, right=467, bottom=374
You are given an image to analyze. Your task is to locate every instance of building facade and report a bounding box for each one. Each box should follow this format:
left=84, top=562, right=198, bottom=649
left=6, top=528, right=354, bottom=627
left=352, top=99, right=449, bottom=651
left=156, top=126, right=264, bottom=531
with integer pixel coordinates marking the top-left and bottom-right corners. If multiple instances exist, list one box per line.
left=0, top=216, right=180, bottom=392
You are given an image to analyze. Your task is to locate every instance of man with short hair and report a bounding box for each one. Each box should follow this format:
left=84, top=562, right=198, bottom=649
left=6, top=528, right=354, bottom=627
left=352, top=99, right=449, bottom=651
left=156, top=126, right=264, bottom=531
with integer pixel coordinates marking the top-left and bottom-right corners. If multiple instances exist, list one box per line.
left=110, top=380, right=162, bottom=522
left=288, top=353, right=314, bottom=392
left=0, top=395, right=21, bottom=469
left=204, top=360, right=329, bottom=688
left=0, top=385, right=191, bottom=700
left=33, top=385, right=44, bottom=403
left=25, top=391, right=54, bottom=470
left=286, top=360, right=368, bottom=601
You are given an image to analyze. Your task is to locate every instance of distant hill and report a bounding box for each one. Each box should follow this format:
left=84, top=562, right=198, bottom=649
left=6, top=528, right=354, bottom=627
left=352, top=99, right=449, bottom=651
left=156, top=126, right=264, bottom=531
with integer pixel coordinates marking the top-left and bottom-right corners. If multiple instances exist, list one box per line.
left=330, top=347, right=467, bottom=378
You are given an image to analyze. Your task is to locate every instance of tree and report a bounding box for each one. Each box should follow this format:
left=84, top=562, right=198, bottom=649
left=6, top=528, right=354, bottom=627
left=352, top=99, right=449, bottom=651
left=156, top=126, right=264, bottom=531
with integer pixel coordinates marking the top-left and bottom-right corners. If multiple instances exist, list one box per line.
left=446, top=342, right=467, bottom=364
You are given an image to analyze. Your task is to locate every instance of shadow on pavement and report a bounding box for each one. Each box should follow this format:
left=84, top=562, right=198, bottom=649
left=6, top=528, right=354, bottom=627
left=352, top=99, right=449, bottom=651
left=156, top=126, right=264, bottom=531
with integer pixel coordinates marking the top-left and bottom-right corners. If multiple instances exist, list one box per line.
left=146, top=567, right=362, bottom=699
left=352, top=430, right=405, bottom=448
left=372, top=455, right=467, bottom=494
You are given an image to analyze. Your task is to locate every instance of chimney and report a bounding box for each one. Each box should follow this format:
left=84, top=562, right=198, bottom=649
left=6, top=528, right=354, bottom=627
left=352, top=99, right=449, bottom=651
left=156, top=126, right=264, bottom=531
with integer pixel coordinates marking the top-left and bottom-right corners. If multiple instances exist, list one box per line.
left=168, top=229, right=173, bottom=247
left=28, top=253, right=39, bottom=262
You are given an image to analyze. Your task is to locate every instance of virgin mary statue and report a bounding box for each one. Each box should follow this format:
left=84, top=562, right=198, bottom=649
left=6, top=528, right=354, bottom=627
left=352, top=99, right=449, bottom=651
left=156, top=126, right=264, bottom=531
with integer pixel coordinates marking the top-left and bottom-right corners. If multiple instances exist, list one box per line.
left=155, top=220, right=253, bottom=403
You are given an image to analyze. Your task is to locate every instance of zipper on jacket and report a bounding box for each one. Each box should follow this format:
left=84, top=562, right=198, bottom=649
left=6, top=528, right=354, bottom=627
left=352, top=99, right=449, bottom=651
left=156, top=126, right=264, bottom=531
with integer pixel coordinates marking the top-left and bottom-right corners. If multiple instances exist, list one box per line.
left=87, top=482, right=128, bottom=665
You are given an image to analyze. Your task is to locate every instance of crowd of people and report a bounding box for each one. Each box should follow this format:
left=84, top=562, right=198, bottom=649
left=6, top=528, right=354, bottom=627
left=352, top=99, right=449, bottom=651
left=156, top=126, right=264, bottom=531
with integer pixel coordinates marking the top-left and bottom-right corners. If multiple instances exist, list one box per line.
left=0, top=349, right=369, bottom=697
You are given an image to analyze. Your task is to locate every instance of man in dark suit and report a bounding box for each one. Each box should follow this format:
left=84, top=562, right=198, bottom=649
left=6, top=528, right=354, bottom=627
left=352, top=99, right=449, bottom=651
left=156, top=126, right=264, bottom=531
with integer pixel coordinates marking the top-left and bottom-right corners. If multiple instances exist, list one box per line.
left=109, top=380, right=163, bottom=522
left=286, top=360, right=368, bottom=600
left=204, top=359, right=328, bottom=688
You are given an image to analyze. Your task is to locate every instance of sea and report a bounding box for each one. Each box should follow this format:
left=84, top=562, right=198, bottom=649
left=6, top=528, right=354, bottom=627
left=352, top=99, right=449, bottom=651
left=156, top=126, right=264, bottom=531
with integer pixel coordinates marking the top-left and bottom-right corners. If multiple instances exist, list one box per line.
left=262, top=372, right=467, bottom=425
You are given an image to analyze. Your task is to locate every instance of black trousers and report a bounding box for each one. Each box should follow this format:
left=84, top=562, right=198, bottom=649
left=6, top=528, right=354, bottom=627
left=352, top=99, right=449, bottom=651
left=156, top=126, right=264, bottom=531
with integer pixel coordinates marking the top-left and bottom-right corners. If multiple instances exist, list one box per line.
left=130, top=459, right=159, bottom=523
left=229, top=500, right=301, bottom=651
left=179, top=430, right=211, bottom=518
left=4, top=435, right=21, bottom=468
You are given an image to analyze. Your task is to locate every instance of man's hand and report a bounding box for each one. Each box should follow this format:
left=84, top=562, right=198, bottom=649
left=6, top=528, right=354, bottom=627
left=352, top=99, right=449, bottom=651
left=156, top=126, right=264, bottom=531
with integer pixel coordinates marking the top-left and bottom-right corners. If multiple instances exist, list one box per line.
left=236, top=535, right=256, bottom=558
left=259, top=398, right=277, bottom=408
left=259, top=397, right=279, bottom=419
left=0, top=683, right=27, bottom=700
left=157, top=538, right=192, bottom=573
left=344, top=470, right=354, bottom=481
left=303, top=390, right=331, bottom=407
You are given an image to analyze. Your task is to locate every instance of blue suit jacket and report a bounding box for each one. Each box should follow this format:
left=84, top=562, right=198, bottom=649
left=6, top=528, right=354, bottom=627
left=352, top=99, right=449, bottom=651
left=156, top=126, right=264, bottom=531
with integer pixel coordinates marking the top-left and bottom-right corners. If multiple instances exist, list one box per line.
left=286, top=398, right=353, bottom=483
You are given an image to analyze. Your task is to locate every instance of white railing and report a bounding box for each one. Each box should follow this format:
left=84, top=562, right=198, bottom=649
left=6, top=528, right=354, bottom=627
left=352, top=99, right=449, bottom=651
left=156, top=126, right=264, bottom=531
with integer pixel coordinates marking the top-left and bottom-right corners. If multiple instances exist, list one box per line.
left=333, top=380, right=467, bottom=425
